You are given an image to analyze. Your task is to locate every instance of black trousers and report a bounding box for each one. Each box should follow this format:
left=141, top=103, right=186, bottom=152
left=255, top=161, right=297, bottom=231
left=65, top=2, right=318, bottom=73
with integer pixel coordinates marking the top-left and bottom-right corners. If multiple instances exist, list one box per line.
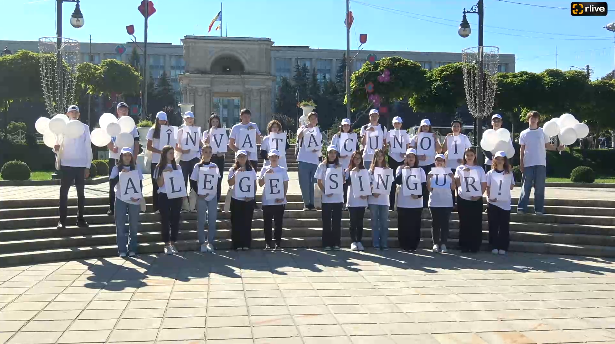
left=348, top=206, right=365, bottom=243
left=388, top=157, right=403, bottom=208
left=250, top=160, right=259, bottom=208
left=429, top=207, right=451, bottom=246
left=59, top=166, right=86, bottom=225
left=108, top=158, right=117, bottom=211
left=397, top=207, right=423, bottom=251
left=230, top=198, right=255, bottom=249
left=263, top=204, right=285, bottom=245
left=457, top=196, right=484, bottom=252
left=343, top=183, right=349, bottom=207
left=180, top=158, right=200, bottom=192
left=158, top=193, right=182, bottom=243
left=420, top=164, right=435, bottom=208
left=150, top=163, right=159, bottom=212
left=488, top=204, right=510, bottom=251
left=211, top=155, right=225, bottom=201
left=322, top=203, right=342, bottom=247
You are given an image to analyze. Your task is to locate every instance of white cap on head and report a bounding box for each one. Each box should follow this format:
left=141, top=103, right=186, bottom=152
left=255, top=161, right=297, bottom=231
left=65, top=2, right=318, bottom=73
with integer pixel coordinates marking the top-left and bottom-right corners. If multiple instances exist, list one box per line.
left=406, top=148, right=417, bottom=156
left=183, top=111, right=194, bottom=118
left=369, top=109, right=379, bottom=115
left=341, top=118, right=351, bottom=126
left=268, top=149, right=281, bottom=157
left=235, top=150, right=248, bottom=157
left=420, top=119, right=431, bottom=127
left=494, top=151, right=507, bottom=158
left=117, top=102, right=129, bottom=110
left=327, top=145, right=338, bottom=152
left=392, top=116, right=403, bottom=124
left=156, top=111, right=168, bottom=121
left=120, top=147, right=133, bottom=155
left=492, top=114, right=502, bottom=120
left=67, top=105, right=79, bottom=112
left=435, top=153, right=446, bottom=161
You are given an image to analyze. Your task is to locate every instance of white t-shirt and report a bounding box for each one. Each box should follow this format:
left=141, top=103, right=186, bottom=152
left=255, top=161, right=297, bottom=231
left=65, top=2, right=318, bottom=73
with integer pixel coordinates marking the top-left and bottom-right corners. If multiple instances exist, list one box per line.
left=395, top=166, right=426, bottom=209
left=109, top=165, right=144, bottom=198
left=230, top=122, right=261, bottom=161
left=485, top=137, right=513, bottom=165
left=315, top=163, right=344, bottom=204
left=486, top=169, right=515, bottom=211
left=154, top=164, right=183, bottom=194
left=109, top=126, right=139, bottom=160
left=444, top=134, right=472, bottom=169
left=258, top=165, right=290, bottom=206
left=428, top=171, right=453, bottom=208
left=360, top=124, right=387, bottom=162
left=177, top=125, right=202, bottom=162
left=519, top=127, right=549, bottom=167
left=60, top=122, right=92, bottom=168
left=228, top=166, right=258, bottom=200
left=410, top=132, right=438, bottom=167
left=455, top=165, right=487, bottom=201
left=261, top=135, right=287, bottom=169
left=368, top=168, right=392, bottom=206
left=331, top=134, right=352, bottom=170
left=387, top=130, right=410, bottom=163
left=297, top=126, right=322, bottom=165
left=189, top=162, right=221, bottom=201
left=146, top=127, right=161, bottom=164
left=345, top=170, right=369, bottom=208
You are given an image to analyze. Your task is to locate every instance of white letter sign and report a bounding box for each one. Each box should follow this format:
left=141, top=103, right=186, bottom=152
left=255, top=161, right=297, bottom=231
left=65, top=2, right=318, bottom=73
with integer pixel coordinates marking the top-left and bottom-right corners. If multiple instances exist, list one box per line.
left=198, top=167, right=219, bottom=200
left=459, top=169, right=482, bottom=197
left=401, top=168, right=422, bottom=196
left=372, top=167, right=393, bottom=193
left=264, top=173, right=284, bottom=200
left=238, top=129, right=257, bottom=156
left=268, top=132, right=286, bottom=151
left=429, top=167, right=450, bottom=189
left=234, top=171, right=256, bottom=199
left=209, top=128, right=229, bottom=154
left=163, top=170, right=187, bottom=199
left=158, top=125, right=177, bottom=150
left=325, top=167, right=344, bottom=195
left=416, top=132, right=435, bottom=158
left=446, top=136, right=463, bottom=162
left=180, top=126, right=201, bottom=152
left=490, top=173, right=511, bottom=202
left=350, top=169, right=372, bottom=197
left=119, top=170, right=142, bottom=204
left=390, top=130, right=406, bottom=154
left=304, top=129, right=322, bottom=151
left=340, top=133, right=357, bottom=155
left=366, top=131, right=383, bottom=154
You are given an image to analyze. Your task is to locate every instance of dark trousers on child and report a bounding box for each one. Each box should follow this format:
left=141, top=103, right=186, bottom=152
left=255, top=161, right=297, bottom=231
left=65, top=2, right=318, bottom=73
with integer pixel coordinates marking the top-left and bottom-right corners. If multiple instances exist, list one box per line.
left=108, top=158, right=117, bottom=212
left=158, top=193, right=182, bottom=243
left=59, top=166, right=86, bottom=225
left=429, top=207, right=451, bottom=246
left=388, top=157, right=403, bottom=209
left=211, top=155, right=225, bottom=201
left=230, top=198, right=255, bottom=249
left=488, top=203, right=510, bottom=251
left=151, top=163, right=159, bottom=212
left=180, top=158, right=200, bottom=192
left=321, top=203, right=342, bottom=247
left=397, top=207, right=423, bottom=251
left=457, top=196, right=484, bottom=252
left=263, top=204, right=285, bottom=246
left=348, top=207, right=365, bottom=243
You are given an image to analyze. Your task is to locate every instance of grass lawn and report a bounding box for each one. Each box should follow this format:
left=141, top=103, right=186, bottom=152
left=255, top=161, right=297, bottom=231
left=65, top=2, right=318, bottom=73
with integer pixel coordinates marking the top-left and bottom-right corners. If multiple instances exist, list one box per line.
left=546, top=177, right=615, bottom=183
left=0, top=171, right=54, bottom=181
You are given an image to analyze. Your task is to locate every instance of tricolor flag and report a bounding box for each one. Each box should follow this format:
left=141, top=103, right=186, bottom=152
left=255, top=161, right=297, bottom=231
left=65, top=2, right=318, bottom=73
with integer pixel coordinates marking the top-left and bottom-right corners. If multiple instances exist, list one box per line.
left=215, top=25, right=221, bottom=31
left=208, top=11, right=222, bottom=32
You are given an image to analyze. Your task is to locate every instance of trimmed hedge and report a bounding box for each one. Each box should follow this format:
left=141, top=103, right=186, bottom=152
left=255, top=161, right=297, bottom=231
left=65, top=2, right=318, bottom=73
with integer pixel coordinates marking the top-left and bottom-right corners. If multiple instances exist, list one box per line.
left=92, top=160, right=109, bottom=176
left=546, top=149, right=615, bottom=177
left=0, top=142, right=56, bottom=171
left=511, top=166, right=522, bottom=183
left=570, top=166, right=595, bottom=183
left=1, top=160, right=31, bottom=181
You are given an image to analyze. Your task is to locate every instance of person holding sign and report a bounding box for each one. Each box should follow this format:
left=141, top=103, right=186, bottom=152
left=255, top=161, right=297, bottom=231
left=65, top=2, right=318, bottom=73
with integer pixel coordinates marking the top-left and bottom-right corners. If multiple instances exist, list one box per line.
left=442, top=119, right=472, bottom=207
left=109, top=147, right=143, bottom=257
left=297, top=112, right=322, bottom=211
left=486, top=151, right=515, bottom=255
left=228, top=150, right=257, bottom=250
left=395, top=148, right=426, bottom=252
left=258, top=149, right=290, bottom=250
left=189, top=145, right=220, bottom=253
left=345, top=152, right=370, bottom=251
left=331, top=118, right=357, bottom=208
left=260, top=120, right=289, bottom=169
left=154, top=146, right=184, bottom=255
left=427, top=154, right=456, bottom=253
left=315, top=145, right=344, bottom=250
left=410, top=119, right=442, bottom=208
left=107, top=102, right=140, bottom=216
left=203, top=113, right=227, bottom=202
left=455, top=148, right=487, bottom=253
left=386, top=116, right=410, bottom=210
left=360, top=109, right=387, bottom=169
left=368, top=149, right=393, bottom=250
left=146, top=112, right=169, bottom=213
left=176, top=111, right=202, bottom=213
left=229, top=108, right=261, bottom=170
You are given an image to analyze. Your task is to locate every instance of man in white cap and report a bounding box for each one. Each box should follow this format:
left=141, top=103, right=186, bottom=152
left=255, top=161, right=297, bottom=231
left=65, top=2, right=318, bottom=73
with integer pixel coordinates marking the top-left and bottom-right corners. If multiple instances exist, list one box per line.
left=360, top=109, right=387, bottom=169
left=106, top=102, right=140, bottom=216
left=55, top=105, right=92, bottom=230
left=484, top=114, right=513, bottom=171
left=386, top=116, right=409, bottom=209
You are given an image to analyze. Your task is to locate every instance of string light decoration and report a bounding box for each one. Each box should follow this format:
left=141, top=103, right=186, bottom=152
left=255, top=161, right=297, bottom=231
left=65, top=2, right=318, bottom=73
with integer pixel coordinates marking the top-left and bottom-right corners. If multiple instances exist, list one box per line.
left=462, top=46, right=499, bottom=119
left=38, top=37, right=80, bottom=116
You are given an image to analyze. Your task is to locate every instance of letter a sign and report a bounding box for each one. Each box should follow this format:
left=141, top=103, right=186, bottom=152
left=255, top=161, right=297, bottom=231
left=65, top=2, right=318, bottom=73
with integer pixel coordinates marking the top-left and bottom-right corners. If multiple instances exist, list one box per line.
left=119, top=170, right=142, bottom=204
left=164, top=170, right=187, bottom=199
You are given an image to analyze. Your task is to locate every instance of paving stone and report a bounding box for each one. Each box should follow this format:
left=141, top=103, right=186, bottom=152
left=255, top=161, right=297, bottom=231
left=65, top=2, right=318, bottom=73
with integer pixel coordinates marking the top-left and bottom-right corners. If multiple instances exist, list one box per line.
left=107, top=329, right=158, bottom=342
left=207, top=306, right=247, bottom=317
left=207, top=316, right=250, bottom=328
left=120, top=308, right=165, bottom=319
left=254, top=338, right=303, bottom=344
left=252, top=325, right=299, bottom=338
left=57, top=330, right=111, bottom=343
left=21, top=320, right=72, bottom=332
left=0, top=311, right=37, bottom=321
left=298, top=324, right=346, bottom=337
left=0, top=333, right=13, bottom=344
left=7, top=332, right=62, bottom=344
left=391, top=334, right=440, bottom=344
left=431, top=332, right=489, bottom=344
left=350, top=335, right=397, bottom=344
left=69, top=319, right=117, bottom=331
left=303, top=336, right=352, bottom=344
left=478, top=332, right=539, bottom=344
left=115, top=318, right=162, bottom=330
left=250, top=315, right=294, bottom=327
left=157, top=328, right=205, bottom=341
left=206, top=326, right=252, bottom=340
left=78, top=309, right=123, bottom=320
left=161, top=316, right=205, bottom=328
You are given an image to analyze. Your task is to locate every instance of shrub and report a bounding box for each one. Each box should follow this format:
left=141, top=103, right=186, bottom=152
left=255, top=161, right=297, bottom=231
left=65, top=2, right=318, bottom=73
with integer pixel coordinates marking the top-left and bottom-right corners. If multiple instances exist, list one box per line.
left=298, top=100, right=316, bottom=107
left=570, top=166, right=595, bottom=183
left=272, top=114, right=296, bottom=133
left=92, top=160, right=109, bottom=176
left=137, top=120, right=153, bottom=128
left=511, top=165, right=522, bottom=183
left=88, top=165, right=98, bottom=179
left=7, top=121, right=26, bottom=135
left=1, top=160, right=31, bottom=181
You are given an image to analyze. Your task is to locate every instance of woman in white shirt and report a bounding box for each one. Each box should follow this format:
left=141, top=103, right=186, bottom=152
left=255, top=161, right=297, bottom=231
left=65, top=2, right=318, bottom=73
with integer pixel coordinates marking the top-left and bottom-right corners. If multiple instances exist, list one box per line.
left=427, top=154, right=456, bottom=253
left=189, top=145, right=221, bottom=253
left=345, top=151, right=369, bottom=251
left=410, top=119, right=442, bottom=208
left=442, top=119, right=472, bottom=207
left=454, top=147, right=487, bottom=253
left=258, top=149, right=290, bottom=250
left=154, top=145, right=183, bottom=255
left=176, top=111, right=202, bottom=212
left=228, top=150, right=257, bottom=251
left=387, top=116, right=410, bottom=210
left=395, top=148, right=426, bottom=252
left=316, top=145, right=344, bottom=250
left=486, top=151, right=515, bottom=255
left=331, top=118, right=355, bottom=208
left=260, top=119, right=288, bottom=169
left=368, top=149, right=392, bottom=250
left=203, top=113, right=226, bottom=203
left=146, top=111, right=169, bottom=213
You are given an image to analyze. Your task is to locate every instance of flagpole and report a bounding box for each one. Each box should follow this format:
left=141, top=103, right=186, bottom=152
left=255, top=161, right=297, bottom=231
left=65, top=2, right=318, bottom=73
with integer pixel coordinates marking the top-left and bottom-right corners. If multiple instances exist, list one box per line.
left=220, top=2, right=223, bottom=38
left=345, top=0, right=351, bottom=119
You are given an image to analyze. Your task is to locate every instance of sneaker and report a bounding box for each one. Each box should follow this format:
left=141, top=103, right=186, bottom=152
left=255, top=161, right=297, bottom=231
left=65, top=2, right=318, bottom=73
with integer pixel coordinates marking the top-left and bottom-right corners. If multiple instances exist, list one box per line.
left=350, top=242, right=358, bottom=251
left=373, top=246, right=380, bottom=250
left=107, top=209, right=114, bottom=216
left=265, top=244, right=273, bottom=250
left=242, top=247, right=250, bottom=251
left=128, top=251, right=136, bottom=257
left=517, top=209, right=525, bottom=215
left=119, top=252, right=127, bottom=258
left=206, top=243, right=214, bottom=253
left=180, top=209, right=188, bottom=214
left=303, top=207, right=310, bottom=211
left=535, top=212, right=544, bottom=216
left=200, top=244, right=209, bottom=253
left=356, top=242, right=364, bottom=251
left=333, top=246, right=340, bottom=251
left=164, top=245, right=173, bottom=255
left=432, top=244, right=440, bottom=253
left=492, top=249, right=499, bottom=255
left=324, top=246, right=332, bottom=251
left=274, top=243, right=281, bottom=251
left=382, top=247, right=389, bottom=251
left=170, top=244, right=178, bottom=254
left=76, top=219, right=89, bottom=228
left=57, top=222, right=66, bottom=230
left=343, top=206, right=348, bottom=211
left=440, top=244, right=447, bottom=253
left=498, top=250, right=506, bottom=255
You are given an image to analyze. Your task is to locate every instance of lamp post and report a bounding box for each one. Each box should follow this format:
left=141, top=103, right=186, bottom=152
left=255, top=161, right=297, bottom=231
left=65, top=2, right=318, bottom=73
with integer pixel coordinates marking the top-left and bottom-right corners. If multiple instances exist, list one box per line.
left=605, top=22, right=615, bottom=148
left=1, top=47, right=12, bottom=161
left=56, top=0, right=84, bottom=112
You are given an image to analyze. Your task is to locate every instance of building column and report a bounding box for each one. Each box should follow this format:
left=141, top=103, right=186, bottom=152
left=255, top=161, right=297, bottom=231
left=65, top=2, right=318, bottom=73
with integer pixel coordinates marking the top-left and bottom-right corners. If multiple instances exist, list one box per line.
left=251, top=88, right=262, bottom=128
left=204, top=88, right=212, bottom=129
left=194, top=87, right=206, bottom=128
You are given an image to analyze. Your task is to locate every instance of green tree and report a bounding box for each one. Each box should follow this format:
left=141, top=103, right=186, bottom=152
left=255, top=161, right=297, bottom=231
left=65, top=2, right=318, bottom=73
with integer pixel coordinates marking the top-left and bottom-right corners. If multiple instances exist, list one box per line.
left=293, top=64, right=310, bottom=102
left=0, top=50, right=44, bottom=110
left=308, top=68, right=320, bottom=101
left=274, top=77, right=297, bottom=118
left=410, top=62, right=466, bottom=114
left=335, top=55, right=347, bottom=92
left=128, top=49, right=142, bottom=74
left=98, top=59, right=141, bottom=96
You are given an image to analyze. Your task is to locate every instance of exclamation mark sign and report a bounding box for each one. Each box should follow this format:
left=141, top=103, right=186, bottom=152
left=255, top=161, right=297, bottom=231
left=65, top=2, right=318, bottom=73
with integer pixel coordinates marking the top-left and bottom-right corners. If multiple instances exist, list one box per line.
left=498, top=180, right=502, bottom=196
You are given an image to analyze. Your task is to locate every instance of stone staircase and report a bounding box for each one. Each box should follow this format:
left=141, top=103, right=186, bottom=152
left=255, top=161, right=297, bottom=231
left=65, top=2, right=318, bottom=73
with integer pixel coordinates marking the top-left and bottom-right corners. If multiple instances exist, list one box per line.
left=1, top=195, right=615, bottom=267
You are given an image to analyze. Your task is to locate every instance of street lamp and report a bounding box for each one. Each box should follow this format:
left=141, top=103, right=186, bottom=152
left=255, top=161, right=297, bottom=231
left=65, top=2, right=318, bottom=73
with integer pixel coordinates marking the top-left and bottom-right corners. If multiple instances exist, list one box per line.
left=458, top=14, right=471, bottom=38
left=56, top=0, right=84, bottom=113
left=1, top=47, right=11, bottom=56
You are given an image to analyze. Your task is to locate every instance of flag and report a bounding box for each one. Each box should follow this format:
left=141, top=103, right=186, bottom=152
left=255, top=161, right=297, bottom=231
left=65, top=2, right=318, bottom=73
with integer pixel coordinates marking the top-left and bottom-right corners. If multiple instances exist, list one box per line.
left=208, top=11, right=222, bottom=32
left=344, top=11, right=354, bottom=29
left=215, top=25, right=221, bottom=31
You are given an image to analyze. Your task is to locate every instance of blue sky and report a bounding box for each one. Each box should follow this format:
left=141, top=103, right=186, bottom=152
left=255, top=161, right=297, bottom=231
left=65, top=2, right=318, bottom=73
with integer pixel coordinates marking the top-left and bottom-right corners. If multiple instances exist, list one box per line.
left=3, top=0, right=615, bottom=78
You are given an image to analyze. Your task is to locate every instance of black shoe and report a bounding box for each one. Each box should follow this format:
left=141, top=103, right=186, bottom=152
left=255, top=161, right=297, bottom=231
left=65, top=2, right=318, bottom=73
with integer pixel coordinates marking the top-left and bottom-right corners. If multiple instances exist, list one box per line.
left=107, top=209, right=114, bottom=216
left=76, top=219, right=89, bottom=228
left=275, top=243, right=281, bottom=251
left=57, top=222, right=66, bottom=230
left=265, top=243, right=273, bottom=250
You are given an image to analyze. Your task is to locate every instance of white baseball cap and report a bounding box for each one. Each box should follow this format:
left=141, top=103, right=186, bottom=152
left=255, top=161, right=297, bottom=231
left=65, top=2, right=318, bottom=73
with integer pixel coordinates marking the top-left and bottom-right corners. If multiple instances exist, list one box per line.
left=183, top=111, right=194, bottom=118
left=420, top=119, right=431, bottom=127
left=117, top=102, right=129, bottom=110
left=67, top=105, right=79, bottom=112
left=341, top=118, right=351, bottom=126
left=406, top=148, right=417, bottom=156
left=235, top=150, right=248, bottom=157
left=492, top=114, right=502, bottom=120
left=120, top=147, right=133, bottom=155
left=327, top=145, right=338, bottom=152
left=369, top=109, right=379, bottom=115
left=435, top=153, right=446, bottom=161
left=268, top=149, right=281, bottom=157
left=392, top=116, right=403, bottom=124
left=156, top=111, right=168, bottom=121
left=494, top=151, right=507, bottom=158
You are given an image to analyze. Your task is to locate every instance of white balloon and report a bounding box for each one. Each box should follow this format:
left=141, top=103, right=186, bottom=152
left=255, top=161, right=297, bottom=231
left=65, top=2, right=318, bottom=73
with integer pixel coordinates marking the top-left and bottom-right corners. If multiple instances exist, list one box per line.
left=491, top=140, right=509, bottom=154
left=559, top=113, right=579, bottom=128
left=99, top=113, right=117, bottom=130
left=53, top=114, right=69, bottom=122
left=118, top=116, right=136, bottom=133
left=543, top=119, right=560, bottom=137
left=35, top=117, right=50, bottom=135
left=48, top=117, right=67, bottom=136
left=505, top=144, right=515, bottom=159
left=43, top=132, right=58, bottom=149
left=481, top=138, right=496, bottom=152
left=573, top=122, right=589, bottom=139
left=496, top=128, right=511, bottom=141
left=558, top=127, right=577, bottom=145
left=64, top=120, right=85, bottom=139
left=106, top=122, right=121, bottom=137
left=115, top=132, right=134, bottom=149
left=482, top=129, right=499, bottom=146
left=91, top=128, right=112, bottom=147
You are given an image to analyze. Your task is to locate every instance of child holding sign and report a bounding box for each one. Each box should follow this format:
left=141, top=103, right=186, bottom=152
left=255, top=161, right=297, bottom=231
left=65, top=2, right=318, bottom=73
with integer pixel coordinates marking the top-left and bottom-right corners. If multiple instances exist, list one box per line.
left=369, top=149, right=393, bottom=250
left=190, top=145, right=220, bottom=253
left=258, top=149, right=290, bottom=250
left=332, top=118, right=356, bottom=208
left=442, top=119, right=472, bottom=207
left=427, top=154, right=456, bottom=253
left=455, top=148, right=487, bottom=253
left=176, top=111, right=202, bottom=213
left=316, top=145, right=344, bottom=250
left=203, top=113, right=227, bottom=202
left=486, top=151, right=514, bottom=255
left=345, top=151, right=370, bottom=251
left=146, top=111, right=169, bottom=212
left=410, top=119, right=441, bottom=208
left=395, top=148, right=426, bottom=252
left=228, top=150, right=257, bottom=250
left=110, top=147, right=143, bottom=257
left=387, top=116, right=410, bottom=210
left=154, top=146, right=183, bottom=255
left=260, top=120, right=289, bottom=169
left=360, top=109, right=387, bottom=169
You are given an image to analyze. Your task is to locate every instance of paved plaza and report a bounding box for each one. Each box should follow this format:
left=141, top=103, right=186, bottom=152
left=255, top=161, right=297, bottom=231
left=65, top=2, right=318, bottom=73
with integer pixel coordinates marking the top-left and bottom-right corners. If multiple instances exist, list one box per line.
left=0, top=249, right=614, bottom=344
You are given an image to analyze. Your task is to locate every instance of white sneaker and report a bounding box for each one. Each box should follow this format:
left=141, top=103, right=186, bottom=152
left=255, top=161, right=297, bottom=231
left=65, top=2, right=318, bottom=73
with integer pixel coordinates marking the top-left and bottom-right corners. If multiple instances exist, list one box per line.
left=206, top=243, right=214, bottom=253
left=432, top=244, right=440, bottom=253
left=164, top=245, right=173, bottom=255
left=170, top=244, right=178, bottom=254
left=356, top=242, right=365, bottom=251
left=324, top=246, right=332, bottom=251
left=498, top=250, right=506, bottom=255
left=350, top=242, right=358, bottom=251
left=440, top=244, right=447, bottom=253
left=242, top=247, right=250, bottom=251
left=128, top=251, right=136, bottom=257
left=200, top=244, right=208, bottom=253
left=535, top=212, right=544, bottom=216
left=492, top=249, right=499, bottom=255
left=119, top=252, right=127, bottom=258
